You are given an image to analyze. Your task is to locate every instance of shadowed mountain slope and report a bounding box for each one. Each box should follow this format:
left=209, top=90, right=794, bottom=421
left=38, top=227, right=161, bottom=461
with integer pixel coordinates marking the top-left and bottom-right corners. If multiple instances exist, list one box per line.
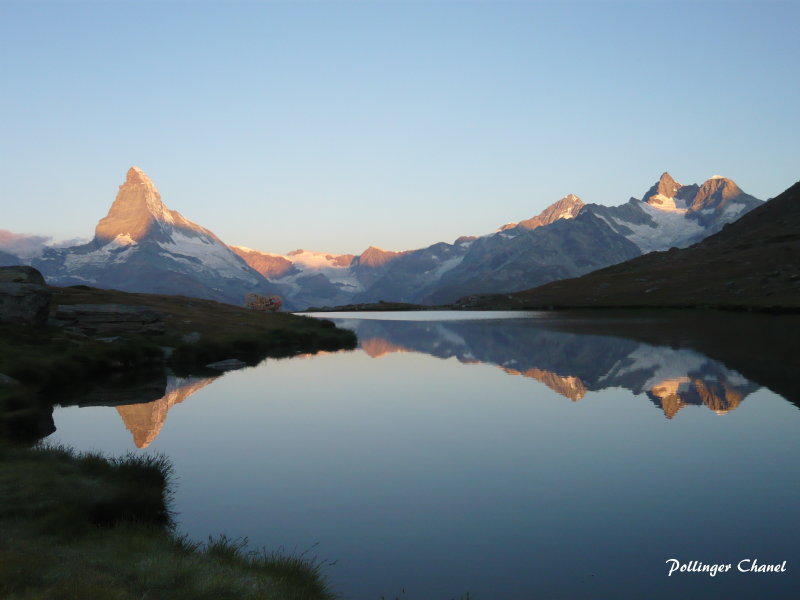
left=237, top=173, right=762, bottom=308
left=465, top=180, right=799, bottom=310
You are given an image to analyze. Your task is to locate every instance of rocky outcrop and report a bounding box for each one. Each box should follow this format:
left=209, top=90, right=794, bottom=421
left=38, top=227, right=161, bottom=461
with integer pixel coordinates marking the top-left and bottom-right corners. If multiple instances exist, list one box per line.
left=353, top=246, right=407, bottom=268
left=232, top=247, right=298, bottom=278
left=54, top=304, right=165, bottom=335
left=500, top=194, right=584, bottom=231
left=0, top=266, right=51, bottom=326
left=0, top=265, right=46, bottom=285
left=691, top=176, right=748, bottom=211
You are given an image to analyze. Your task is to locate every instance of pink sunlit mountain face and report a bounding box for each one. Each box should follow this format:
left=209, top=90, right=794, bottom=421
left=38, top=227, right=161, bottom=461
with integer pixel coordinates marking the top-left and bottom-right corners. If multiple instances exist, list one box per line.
left=31, top=167, right=282, bottom=307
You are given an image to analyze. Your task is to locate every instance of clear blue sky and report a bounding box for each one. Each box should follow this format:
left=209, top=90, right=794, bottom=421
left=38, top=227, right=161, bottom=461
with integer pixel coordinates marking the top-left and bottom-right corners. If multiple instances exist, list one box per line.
left=2, top=0, right=798, bottom=255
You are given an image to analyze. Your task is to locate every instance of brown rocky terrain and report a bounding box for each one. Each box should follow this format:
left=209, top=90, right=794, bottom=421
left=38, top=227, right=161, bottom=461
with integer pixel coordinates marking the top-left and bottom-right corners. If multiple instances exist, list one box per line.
left=499, top=194, right=584, bottom=231
left=232, top=247, right=297, bottom=278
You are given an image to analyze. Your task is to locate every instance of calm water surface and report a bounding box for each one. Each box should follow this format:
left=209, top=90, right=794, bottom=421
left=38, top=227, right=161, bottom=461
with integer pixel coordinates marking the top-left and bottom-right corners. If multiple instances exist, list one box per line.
left=49, top=312, right=800, bottom=599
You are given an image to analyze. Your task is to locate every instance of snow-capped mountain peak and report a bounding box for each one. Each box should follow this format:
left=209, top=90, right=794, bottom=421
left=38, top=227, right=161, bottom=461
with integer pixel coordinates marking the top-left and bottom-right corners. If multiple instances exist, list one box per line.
left=33, top=167, right=280, bottom=306
left=95, top=166, right=218, bottom=245
left=642, top=172, right=692, bottom=213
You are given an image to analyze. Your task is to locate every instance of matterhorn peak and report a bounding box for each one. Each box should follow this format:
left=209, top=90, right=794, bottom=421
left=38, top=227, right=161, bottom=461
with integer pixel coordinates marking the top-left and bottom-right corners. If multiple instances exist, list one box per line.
left=94, top=166, right=216, bottom=245
left=126, top=165, right=151, bottom=185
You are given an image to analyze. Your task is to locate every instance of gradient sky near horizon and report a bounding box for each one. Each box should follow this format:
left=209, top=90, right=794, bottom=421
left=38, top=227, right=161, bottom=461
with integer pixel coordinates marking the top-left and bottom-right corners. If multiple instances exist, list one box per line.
left=2, top=0, right=798, bottom=255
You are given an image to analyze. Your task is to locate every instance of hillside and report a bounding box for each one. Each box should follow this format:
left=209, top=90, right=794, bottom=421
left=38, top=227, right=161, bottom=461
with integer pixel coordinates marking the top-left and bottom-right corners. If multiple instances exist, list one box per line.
left=462, top=180, right=800, bottom=310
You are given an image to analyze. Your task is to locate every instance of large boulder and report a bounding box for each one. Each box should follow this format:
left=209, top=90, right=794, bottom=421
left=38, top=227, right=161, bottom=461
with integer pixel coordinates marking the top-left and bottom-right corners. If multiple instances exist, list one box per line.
left=0, top=266, right=51, bottom=326
left=0, top=265, right=46, bottom=285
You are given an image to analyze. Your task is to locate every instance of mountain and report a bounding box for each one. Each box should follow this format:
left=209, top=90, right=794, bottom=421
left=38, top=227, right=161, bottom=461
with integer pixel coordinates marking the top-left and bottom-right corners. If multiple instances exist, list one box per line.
left=498, top=193, right=584, bottom=231
left=236, top=173, right=762, bottom=309
left=466, top=179, right=799, bottom=309
left=331, top=316, right=760, bottom=419
left=581, top=172, right=762, bottom=252
left=235, top=193, right=616, bottom=308
left=32, top=167, right=280, bottom=306
left=231, top=247, right=359, bottom=309
left=419, top=209, right=641, bottom=304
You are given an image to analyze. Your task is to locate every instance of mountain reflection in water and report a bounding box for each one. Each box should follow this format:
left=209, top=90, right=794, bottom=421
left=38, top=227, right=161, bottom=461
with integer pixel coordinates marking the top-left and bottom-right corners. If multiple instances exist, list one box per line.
left=115, top=377, right=217, bottom=447
left=48, top=311, right=800, bottom=600
left=334, top=316, right=759, bottom=419
left=55, top=311, right=798, bottom=447
left=59, top=373, right=219, bottom=448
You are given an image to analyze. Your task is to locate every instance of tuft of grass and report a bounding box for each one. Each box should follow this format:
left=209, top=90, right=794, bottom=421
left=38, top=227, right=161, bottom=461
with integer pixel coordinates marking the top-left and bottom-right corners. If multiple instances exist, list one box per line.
left=0, top=442, right=337, bottom=600
left=0, top=443, right=175, bottom=537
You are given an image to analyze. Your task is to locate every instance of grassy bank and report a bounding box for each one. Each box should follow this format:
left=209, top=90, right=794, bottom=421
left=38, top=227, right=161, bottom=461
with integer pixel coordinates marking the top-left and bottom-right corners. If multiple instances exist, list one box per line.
left=0, top=285, right=353, bottom=599
left=0, top=443, right=335, bottom=600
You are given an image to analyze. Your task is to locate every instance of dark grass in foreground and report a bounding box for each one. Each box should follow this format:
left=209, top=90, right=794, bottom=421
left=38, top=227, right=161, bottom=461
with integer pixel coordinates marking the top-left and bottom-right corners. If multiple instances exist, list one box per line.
left=0, top=443, right=335, bottom=600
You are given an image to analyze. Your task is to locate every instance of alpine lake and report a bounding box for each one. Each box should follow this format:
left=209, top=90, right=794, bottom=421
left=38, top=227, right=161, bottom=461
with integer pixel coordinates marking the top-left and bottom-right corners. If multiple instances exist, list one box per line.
left=47, top=310, right=800, bottom=600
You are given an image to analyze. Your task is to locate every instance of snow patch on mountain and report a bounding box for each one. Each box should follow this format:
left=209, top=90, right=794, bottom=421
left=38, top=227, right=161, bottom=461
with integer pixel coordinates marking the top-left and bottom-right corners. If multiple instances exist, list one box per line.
left=62, top=238, right=138, bottom=275
left=646, top=194, right=690, bottom=214
left=601, top=202, right=706, bottom=252
left=158, top=231, right=258, bottom=279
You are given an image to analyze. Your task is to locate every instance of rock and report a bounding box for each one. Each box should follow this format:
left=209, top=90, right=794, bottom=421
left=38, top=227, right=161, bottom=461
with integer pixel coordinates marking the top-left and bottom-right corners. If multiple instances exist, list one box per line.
left=54, top=304, right=165, bottom=335
left=205, top=358, right=248, bottom=371
left=181, top=331, right=201, bottom=344
left=0, top=282, right=52, bottom=326
left=0, top=266, right=51, bottom=326
left=0, top=373, right=20, bottom=387
left=0, top=265, right=46, bottom=285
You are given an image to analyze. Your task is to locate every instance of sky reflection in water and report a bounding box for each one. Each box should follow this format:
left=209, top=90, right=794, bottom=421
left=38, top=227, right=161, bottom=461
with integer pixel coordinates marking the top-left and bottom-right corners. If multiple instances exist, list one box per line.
left=49, top=312, right=800, bottom=599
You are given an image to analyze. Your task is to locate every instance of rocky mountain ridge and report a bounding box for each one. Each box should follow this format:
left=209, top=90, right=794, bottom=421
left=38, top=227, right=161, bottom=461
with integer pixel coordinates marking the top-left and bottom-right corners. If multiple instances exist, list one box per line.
left=2, top=169, right=765, bottom=309
left=236, top=172, right=762, bottom=308
left=467, top=179, right=799, bottom=310
left=29, top=167, right=280, bottom=306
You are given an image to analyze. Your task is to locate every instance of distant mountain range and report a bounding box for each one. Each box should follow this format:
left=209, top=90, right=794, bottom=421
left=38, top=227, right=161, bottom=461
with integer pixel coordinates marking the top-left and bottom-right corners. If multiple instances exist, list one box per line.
left=234, top=172, right=762, bottom=308
left=469, top=179, right=800, bottom=310
left=0, top=168, right=766, bottom=308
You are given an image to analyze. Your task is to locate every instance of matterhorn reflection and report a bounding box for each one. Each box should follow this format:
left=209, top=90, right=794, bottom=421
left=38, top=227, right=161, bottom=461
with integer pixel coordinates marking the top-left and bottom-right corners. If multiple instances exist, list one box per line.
left=115, top=376, right=217, bottom=447
left=60, top=372, right=218, bottom=447
left=335, top=317, right=759, bottom=419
